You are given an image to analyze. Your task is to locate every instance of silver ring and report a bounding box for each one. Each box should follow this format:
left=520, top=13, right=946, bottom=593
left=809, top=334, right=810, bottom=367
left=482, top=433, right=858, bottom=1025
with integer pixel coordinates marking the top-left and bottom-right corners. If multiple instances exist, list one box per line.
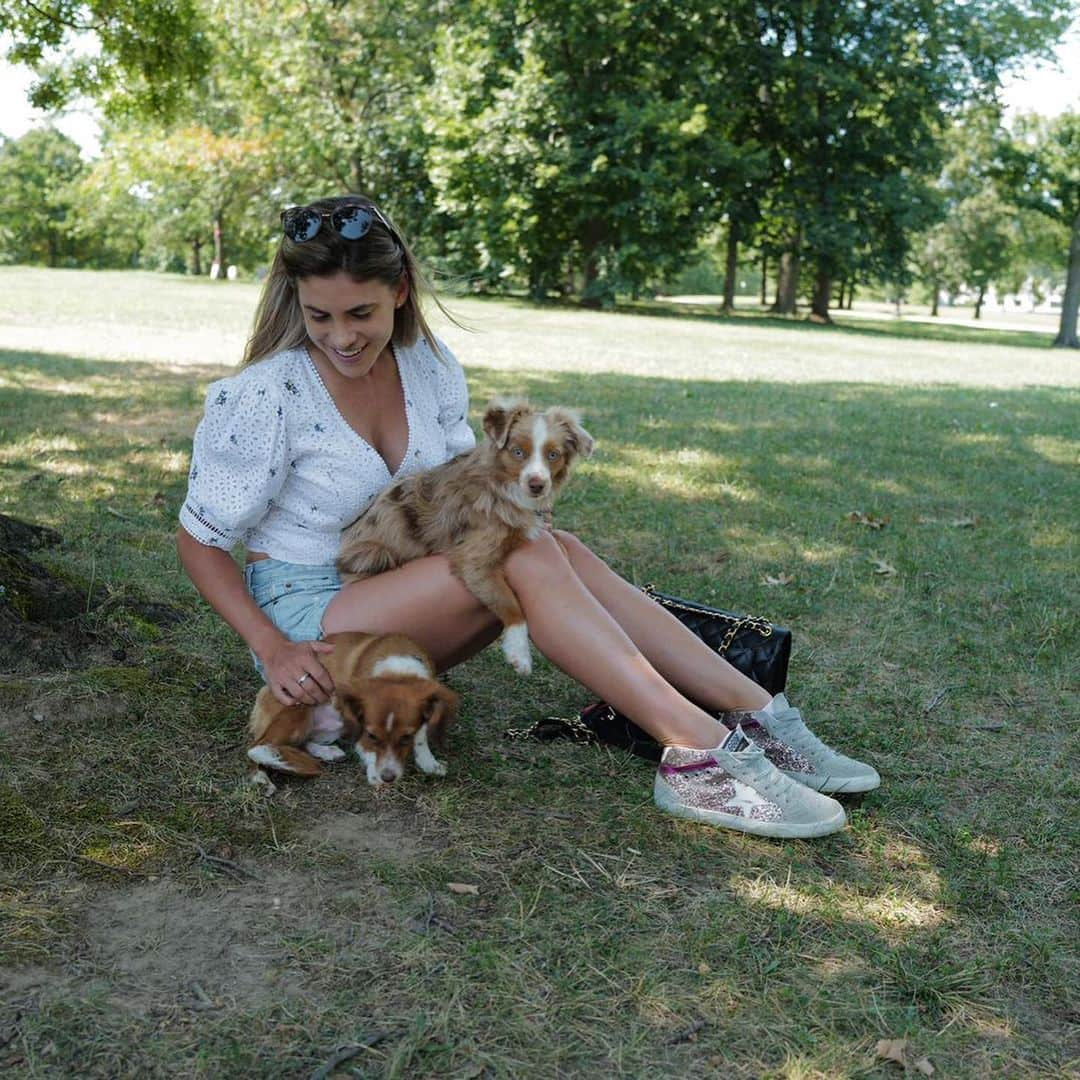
left=297, top=673, right=310, bottom=686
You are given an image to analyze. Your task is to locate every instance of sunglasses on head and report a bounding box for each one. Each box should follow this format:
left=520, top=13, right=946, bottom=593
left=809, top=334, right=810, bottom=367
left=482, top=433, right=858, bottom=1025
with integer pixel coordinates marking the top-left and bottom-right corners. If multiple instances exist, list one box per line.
left=280, top=202, right=394, bottom=244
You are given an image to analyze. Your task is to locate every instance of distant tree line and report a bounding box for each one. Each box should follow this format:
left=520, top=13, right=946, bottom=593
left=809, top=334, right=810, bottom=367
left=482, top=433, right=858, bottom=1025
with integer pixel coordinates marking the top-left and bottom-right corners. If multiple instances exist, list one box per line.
left=0, top=0, right=1077, bottom=346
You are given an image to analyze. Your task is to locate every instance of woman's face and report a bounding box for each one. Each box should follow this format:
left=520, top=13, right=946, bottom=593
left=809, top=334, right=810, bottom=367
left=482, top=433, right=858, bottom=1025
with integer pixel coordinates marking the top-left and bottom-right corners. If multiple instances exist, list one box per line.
left=297, top=270, right=408, bottom=379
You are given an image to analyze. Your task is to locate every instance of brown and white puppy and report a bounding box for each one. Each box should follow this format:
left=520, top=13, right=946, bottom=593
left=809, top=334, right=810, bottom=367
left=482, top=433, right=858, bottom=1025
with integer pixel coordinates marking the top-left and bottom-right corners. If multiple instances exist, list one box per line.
left=336, top=398, right=594, bottom=675
left=246, top=631, right=457, bottom=790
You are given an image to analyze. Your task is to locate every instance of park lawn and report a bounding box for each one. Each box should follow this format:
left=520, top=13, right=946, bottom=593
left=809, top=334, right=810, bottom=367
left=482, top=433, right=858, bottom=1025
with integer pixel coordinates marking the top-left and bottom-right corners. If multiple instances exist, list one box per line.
left=0, top=268, right=1077, bottom=1078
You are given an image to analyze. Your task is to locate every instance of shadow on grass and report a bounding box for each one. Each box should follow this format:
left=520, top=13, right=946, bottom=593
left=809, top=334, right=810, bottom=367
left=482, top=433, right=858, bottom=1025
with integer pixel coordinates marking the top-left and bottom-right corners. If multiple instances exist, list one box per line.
left=460, top=290, right=1059, bottom=349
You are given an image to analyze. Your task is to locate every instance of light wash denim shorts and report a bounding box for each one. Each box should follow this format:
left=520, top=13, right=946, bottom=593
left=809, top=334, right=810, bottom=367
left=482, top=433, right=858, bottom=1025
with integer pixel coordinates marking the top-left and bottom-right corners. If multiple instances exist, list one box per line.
left=243, top=558, right=343, bottom=678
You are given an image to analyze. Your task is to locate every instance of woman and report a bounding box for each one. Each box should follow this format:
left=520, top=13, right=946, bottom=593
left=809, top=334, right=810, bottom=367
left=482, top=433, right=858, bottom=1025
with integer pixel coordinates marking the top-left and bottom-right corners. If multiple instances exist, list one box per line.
left=178, top=195, right=879, bottom=839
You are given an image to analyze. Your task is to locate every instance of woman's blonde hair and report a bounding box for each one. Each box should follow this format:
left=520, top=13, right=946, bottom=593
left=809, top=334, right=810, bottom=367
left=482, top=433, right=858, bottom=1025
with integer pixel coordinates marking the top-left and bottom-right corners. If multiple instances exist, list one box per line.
left=241, top=194, right=452, bottom=367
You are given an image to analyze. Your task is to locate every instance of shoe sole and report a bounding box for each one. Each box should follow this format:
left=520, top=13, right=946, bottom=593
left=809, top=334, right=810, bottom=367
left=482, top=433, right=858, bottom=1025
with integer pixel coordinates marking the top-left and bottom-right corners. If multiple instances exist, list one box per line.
left=654, top=783, right=847, bottom=838
left=782, top=770, right=881, bottom=794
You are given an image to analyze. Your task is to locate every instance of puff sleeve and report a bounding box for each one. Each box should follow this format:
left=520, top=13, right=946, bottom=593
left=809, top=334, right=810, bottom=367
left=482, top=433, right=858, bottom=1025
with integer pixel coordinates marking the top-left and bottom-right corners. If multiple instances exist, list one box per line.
left=179, top=377, right=289, bottom=549
left=435, top=338, right=477, bottom=457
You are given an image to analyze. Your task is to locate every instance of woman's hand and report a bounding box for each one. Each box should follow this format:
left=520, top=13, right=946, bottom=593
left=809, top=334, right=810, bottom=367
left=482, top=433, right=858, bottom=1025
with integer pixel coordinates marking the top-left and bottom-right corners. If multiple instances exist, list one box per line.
left=261, top=638, right=336, bottom=706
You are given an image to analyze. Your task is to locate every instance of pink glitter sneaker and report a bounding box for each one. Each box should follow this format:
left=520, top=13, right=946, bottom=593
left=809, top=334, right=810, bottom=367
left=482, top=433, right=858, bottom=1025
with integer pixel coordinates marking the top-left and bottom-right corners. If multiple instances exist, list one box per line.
left=654, top=728, right=846, bottom=838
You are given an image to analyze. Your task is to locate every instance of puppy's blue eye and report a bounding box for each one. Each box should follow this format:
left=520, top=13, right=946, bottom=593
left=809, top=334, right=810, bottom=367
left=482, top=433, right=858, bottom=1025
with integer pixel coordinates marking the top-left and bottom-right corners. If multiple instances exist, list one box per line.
left=511, top=447, right=525, bottom=458
left=547, top=449, right=561, bottom=461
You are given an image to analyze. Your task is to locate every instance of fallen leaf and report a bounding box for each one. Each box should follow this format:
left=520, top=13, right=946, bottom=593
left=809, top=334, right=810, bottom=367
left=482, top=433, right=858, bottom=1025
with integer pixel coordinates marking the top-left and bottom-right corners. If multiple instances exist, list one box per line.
left=876, top=1038, right=908, bottom=1066
left=712, top=550, right=731, bottom=564
left=949, top=516, right=977, bottom=528
left=883, top=661, right=900, bottom=670
left=762, top=573, right=795, bottom=587
left=914, top=1056, right=935, bottom=1076
left=845, top=510, right=889, bottom=529
left=872, top=559, right=897, bottom=576
left=447, top=882, right=479, bottom=895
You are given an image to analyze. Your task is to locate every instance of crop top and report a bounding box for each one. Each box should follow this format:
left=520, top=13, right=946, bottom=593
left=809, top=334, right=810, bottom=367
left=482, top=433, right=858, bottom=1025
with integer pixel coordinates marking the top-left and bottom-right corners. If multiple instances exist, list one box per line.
left=179, top=336, right=475, bottom=565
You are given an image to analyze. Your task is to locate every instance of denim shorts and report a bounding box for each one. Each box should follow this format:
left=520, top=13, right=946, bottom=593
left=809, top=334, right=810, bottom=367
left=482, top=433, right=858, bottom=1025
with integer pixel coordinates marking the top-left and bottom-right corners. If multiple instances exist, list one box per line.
left=244, top=558, right=343, bottom=678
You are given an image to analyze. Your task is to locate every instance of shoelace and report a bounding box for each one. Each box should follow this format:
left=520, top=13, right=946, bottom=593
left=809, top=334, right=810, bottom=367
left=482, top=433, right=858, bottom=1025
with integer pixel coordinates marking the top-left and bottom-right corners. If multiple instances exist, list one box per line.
left=771, top=707, right=840, bottom=759
left=723, top=746, right=803, bottom=803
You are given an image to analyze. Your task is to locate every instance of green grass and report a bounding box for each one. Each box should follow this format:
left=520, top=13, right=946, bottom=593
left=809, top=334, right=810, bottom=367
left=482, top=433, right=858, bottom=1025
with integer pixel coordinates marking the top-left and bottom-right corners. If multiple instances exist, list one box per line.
left=0, top=268, right=1077, bottom=1078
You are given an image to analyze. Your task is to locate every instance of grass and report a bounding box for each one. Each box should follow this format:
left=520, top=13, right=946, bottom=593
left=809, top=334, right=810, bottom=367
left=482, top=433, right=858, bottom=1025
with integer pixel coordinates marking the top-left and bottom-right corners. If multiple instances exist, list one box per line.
left=0, top=268, right=1077, bottom=1078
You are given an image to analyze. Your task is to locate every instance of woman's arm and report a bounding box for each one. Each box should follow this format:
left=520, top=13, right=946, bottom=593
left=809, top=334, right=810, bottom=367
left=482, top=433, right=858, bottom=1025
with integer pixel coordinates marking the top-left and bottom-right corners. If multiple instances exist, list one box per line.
left=176, top=528, right=333, bottom=705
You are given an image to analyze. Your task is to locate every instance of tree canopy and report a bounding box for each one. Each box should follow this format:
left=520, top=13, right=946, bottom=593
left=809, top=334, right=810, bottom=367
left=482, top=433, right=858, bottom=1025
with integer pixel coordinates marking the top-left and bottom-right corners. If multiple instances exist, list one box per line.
left=2, top=0, right=1077, bottom=343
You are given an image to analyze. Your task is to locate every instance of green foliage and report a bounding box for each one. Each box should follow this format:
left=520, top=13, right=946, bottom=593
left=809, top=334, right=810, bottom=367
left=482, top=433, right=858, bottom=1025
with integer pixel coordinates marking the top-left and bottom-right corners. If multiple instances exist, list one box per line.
left=207, top=0, right=444, bottom=239
left=425, top=0, right=742, bottom=299
left=80, top=124, right=279, bottom=274
left=2, top=0, right=1075, bottom=307
left=1, top=0, right=212, bottom=120
left=0, top=128, right=85, bottom=266
left=998, top=110, right=1080, bottom=345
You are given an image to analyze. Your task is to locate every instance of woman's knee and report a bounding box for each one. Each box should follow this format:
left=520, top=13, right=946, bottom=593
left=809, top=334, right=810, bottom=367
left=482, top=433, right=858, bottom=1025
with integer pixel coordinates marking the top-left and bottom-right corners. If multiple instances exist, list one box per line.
left=550, top=528, right=590, bottom=562
left=504, top=529, right=574, bottom=591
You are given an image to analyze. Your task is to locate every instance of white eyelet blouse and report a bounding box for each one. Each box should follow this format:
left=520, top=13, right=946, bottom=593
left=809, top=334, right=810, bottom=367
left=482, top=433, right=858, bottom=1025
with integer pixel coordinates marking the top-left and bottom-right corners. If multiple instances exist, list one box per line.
left=179, top=336, right=476, bottom=566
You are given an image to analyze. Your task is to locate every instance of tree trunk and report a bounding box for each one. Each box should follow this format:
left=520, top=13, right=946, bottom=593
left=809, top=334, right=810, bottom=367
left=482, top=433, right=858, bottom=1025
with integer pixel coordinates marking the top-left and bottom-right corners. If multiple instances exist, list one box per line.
left=191, top=238, right=204, bottom=277
left=722, top=221, right=739, bottom=312
left=212, top=214, right=225, bottom=278
left=760, top=252, right=767, bottom=306
left=581, top=249, right=601, bottom=308
left=930, top=279, right=940, bottom=317
left=528, top=263, right=548, bottom=302
left=771, top=249, right=799, bottom=314
left=1052, top=210, right=1080, bottom=348
left=974, top=285, right=985, bottom=320
left=846, top=284, right=855, bottom=310
left=810, top=264, right=832, bottom=322
left=837, top=279, right=846, bottom=309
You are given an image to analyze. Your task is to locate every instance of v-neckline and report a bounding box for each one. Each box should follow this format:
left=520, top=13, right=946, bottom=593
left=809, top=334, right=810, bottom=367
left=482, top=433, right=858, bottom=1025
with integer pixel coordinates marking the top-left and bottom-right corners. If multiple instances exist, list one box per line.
left=303, top=342, right=413, bottom=479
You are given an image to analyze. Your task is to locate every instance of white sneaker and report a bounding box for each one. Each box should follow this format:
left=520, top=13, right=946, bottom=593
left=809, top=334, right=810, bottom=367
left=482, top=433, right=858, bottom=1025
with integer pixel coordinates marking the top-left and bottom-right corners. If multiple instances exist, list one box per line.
left=654, top=728, right=847, bottom=838
left=746, top=694, right=881, bottom=794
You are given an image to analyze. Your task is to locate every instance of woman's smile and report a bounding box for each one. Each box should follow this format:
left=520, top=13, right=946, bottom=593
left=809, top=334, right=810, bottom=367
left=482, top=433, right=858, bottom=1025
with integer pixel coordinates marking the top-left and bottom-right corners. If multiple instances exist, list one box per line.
left=296, top=271, right=408, bottom=380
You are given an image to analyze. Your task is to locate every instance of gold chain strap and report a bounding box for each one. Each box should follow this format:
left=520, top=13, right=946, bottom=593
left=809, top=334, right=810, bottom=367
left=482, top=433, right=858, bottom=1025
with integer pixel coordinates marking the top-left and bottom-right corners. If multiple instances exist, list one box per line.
left=504, top=712, right=600, bottom=743
left=641, top=584, right=773, bottom=656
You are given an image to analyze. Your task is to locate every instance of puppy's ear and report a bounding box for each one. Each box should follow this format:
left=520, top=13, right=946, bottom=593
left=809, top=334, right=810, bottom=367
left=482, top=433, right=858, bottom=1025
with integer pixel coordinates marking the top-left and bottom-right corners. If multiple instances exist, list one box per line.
left=422, top=683, right=458, bottom=746
left=548, top=407, right=595, bottom=459
left=483, top=397, right=529, bottom=448
left=337, top=679, right=379, bottom=726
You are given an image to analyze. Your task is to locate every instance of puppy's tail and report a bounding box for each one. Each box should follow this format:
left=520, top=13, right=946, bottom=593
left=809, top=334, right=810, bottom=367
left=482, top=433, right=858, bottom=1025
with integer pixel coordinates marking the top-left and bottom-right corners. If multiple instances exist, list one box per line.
left=246, top=743, right=323, bottom=777
left=336, top=539, right=402, bottom=580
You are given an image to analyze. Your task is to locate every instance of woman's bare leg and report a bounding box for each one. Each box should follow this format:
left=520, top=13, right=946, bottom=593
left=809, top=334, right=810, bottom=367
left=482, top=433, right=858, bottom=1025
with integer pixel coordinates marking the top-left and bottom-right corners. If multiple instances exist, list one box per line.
left=551, top=530, right=772, bottom=713
left=502, top=533, right=727, bottom=749
left=321, top=540, right=727, bottom=750
left=321, top=555, right=501, bottom=670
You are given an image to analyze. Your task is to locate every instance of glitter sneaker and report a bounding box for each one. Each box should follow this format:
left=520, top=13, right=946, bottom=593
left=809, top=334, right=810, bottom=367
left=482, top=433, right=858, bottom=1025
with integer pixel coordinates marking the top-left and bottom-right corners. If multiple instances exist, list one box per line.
left=745, top=694, right=881, bottom=794
left=653, top=728, right=847, bottom=838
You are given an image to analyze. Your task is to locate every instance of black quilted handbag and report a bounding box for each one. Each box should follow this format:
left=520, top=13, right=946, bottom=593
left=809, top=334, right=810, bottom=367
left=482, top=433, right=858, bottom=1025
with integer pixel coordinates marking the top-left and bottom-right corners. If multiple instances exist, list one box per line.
left=506, top=586, right=792, bottom=762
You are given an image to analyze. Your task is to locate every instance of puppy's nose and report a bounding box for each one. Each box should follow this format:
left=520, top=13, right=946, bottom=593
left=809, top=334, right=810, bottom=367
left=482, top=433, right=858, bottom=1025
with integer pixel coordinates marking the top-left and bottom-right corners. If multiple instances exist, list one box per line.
left=528, top=478, right=546, bottom=496
left=380, top=769, right=398, bottom=784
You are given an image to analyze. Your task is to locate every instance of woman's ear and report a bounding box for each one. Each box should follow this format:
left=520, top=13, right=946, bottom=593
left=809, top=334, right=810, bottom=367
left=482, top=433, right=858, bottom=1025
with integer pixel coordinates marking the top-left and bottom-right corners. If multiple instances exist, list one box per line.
left=394, top=274, right=410, bottom=309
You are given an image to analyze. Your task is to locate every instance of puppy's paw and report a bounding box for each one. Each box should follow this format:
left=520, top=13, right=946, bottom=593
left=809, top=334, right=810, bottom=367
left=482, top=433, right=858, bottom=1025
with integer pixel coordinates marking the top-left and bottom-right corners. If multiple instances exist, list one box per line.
left=305, top=742, right=346, bottom=762
left=414, top=725, right=447, bottom=776
left=501, top=623, right=532, bottom=675
left=249, top=769, right=277, bottom=796
left=356, top=745, right=386, bottom=787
